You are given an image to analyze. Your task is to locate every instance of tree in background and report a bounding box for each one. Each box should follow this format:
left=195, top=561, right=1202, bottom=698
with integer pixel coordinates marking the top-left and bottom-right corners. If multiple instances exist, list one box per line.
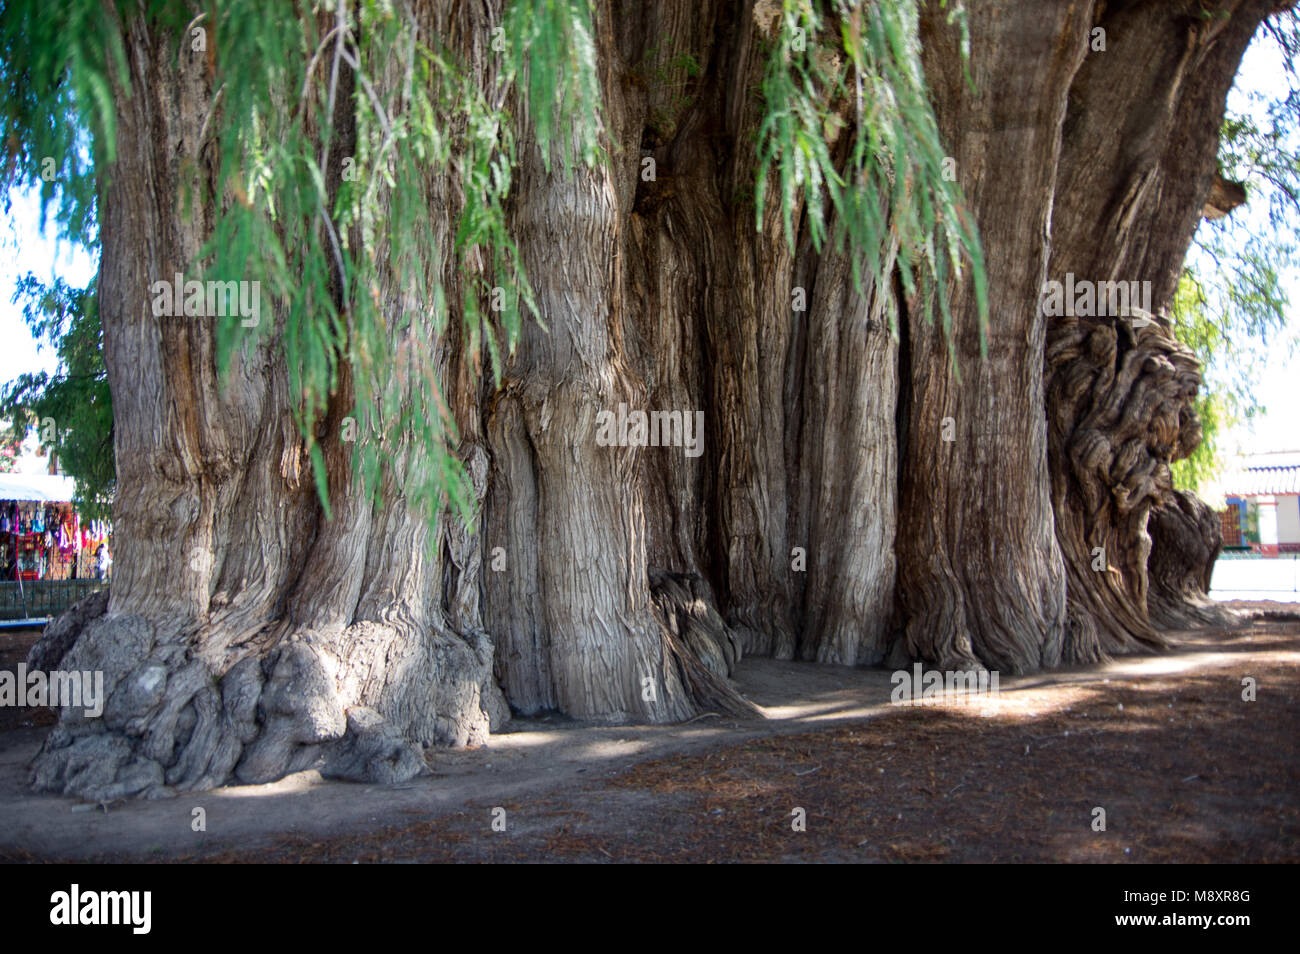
left=0, top=274, right=113, bottom=517
left=1172, top=23, right=1300, bottom=494
left=0, top=425, right=21, bottom=471
left=1169, top=274, right=1245, bottom=494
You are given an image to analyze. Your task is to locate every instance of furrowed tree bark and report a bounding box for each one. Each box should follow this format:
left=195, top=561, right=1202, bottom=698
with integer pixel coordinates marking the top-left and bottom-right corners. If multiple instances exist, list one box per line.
left=1147, top=488, right=1234, bottom=628
left=612, top=2, right=899, bottom=667
left=893, top=1, right=1084, bottom=675
left=29, top=2, right=514, bottom=800
left=483, top=3, right=758, bottom=721
left=1045, top=317, right=1205, bottom=652
left=1043, top=0, right=1284, bottom=645
left=29, top=0, right=769, bottom=802
left=484, top=141, right=750, bottom=722
left=792, top=233, right=899, bottom=667
left=26, top=0, right=1287, bottom=800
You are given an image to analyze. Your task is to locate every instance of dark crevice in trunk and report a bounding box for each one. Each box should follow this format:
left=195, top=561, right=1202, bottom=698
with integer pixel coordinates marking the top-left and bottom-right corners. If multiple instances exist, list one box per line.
left=888, top=270, right=913, bottom=666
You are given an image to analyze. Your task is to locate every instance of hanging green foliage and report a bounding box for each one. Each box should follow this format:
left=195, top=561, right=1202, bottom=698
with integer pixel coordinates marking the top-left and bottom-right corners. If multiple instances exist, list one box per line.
left=4, top=0, right=984, bottom=526
left=182, top=0, right=605, bottom=524
left=754, top=0, right=986, bottom=357
left=0, top=0, right=126, bottom=246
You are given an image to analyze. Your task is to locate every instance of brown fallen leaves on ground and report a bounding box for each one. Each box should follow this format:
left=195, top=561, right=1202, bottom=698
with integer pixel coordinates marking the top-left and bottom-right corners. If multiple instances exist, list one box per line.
left=5, top=619, right=1298, bottom=863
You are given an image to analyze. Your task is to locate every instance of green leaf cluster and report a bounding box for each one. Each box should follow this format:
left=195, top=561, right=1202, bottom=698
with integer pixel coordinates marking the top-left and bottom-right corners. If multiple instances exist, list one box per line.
left=754, top=0, right=986, bottom=355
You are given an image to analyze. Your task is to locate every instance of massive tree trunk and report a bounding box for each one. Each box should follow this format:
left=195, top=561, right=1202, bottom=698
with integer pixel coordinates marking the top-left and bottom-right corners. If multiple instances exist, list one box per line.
left=26, top=0, right=1280, bottom=800
left=30, top=4, right=520, bottom=800
left=1042, top=0, right=1276, bottom=646
left=893, top=1, right=1083, bottom=676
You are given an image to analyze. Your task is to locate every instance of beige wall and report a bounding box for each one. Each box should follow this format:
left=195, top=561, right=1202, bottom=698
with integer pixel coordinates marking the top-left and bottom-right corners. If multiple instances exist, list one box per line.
left=1278, top=494, right=1300, bottom=545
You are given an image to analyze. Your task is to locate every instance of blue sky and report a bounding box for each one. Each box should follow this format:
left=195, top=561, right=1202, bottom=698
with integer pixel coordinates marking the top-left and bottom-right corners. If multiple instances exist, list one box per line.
left=0, top=188, right=95, bottom=385
left=1210, top=30, right=1300, bottom=456
left=1, top=26, right=1296, bottom=458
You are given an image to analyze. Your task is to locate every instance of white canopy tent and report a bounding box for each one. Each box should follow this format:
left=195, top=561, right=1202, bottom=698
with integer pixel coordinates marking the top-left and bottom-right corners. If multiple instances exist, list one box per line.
left=0, top=473, right=76, bottom=502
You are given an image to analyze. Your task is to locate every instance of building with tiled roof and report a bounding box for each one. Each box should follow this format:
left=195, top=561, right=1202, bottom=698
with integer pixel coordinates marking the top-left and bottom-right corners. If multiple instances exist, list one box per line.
left=1215, top=452, right=1300, bottom=556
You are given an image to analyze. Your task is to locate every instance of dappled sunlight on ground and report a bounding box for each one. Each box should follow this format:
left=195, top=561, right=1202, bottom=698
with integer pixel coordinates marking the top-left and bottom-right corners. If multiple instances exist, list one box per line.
left=1, top=612, right=1296, bottom=863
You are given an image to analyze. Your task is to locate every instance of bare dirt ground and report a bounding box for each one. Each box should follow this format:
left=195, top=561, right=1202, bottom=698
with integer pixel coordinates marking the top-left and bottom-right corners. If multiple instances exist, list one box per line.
left=1, top=604, right=1297, bottom=863
left=0, top=629, right=55, bottom=735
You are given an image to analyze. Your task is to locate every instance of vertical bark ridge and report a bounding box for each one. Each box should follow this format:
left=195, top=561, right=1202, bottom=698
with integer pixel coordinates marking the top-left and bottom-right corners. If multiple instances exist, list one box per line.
left=894, top=0, right=1090, bottom=675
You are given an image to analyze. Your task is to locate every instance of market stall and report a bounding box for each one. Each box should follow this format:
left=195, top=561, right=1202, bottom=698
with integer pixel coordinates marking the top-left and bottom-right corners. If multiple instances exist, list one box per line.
left=0, top=473, right=111, bottom=623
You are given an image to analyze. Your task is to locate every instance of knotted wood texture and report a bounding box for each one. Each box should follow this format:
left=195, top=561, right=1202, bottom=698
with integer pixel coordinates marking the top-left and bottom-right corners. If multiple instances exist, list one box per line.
left=25, top=0, right=1281, bottom=799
